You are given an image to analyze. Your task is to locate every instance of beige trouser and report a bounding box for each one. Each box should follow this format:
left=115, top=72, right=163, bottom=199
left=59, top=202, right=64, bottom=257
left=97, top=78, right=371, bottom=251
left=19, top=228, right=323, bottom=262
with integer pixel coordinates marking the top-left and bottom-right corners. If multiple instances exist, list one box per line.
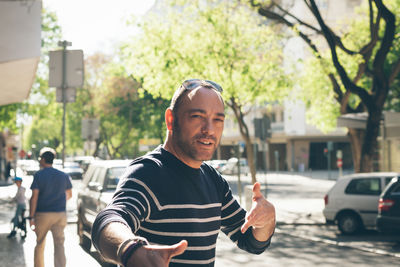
left=34, top=212, right=67, bottom=267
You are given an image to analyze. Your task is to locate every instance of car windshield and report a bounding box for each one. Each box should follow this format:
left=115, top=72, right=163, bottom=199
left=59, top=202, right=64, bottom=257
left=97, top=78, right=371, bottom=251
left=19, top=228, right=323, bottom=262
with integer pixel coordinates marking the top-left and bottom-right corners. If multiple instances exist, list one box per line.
left=105, top=167, right=126, bottom=191
left=64, top=162, right=81, bottom=168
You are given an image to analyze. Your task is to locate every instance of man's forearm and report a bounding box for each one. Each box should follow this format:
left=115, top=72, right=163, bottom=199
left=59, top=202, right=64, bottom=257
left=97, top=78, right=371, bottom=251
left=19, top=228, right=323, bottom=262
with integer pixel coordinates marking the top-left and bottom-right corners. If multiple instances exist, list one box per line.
left=66, top=189, right=72, bottom=200
left=98, top=222, right=139, bottom=265
left=29, top=196, right=37, bottom=218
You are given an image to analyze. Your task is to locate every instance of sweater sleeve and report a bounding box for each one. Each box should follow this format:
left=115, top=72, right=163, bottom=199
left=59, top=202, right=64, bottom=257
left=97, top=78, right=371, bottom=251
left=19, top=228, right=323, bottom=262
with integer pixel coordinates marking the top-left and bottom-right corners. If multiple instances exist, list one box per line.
left=91, top=162, right=154, bottom=251
left=220, top=178, right=272, bottom=254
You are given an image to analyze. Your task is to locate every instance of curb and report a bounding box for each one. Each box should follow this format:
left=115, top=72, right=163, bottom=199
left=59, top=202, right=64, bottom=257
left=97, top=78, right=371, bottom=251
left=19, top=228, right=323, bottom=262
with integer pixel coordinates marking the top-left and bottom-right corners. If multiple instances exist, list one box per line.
left=275, top=228, right=400, bottom=258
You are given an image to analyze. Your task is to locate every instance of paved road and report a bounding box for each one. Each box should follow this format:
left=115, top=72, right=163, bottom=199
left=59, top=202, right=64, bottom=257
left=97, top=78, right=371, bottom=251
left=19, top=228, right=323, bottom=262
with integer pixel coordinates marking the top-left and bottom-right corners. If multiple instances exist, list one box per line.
left=1, top=170, right=399, bottom=266
left=215, top=231, right=400, bottom=267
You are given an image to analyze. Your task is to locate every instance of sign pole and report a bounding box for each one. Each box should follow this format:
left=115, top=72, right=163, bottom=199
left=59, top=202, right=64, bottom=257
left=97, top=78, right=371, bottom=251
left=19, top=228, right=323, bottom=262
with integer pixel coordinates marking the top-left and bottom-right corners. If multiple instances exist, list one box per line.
left=59, top=40, right=72, bottom=168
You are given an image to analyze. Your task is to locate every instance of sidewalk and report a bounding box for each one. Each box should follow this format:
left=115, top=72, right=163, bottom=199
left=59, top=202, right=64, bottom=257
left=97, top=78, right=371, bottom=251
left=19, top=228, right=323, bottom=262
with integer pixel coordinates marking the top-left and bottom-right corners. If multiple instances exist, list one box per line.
left=223, top=171, right=338, bottom=225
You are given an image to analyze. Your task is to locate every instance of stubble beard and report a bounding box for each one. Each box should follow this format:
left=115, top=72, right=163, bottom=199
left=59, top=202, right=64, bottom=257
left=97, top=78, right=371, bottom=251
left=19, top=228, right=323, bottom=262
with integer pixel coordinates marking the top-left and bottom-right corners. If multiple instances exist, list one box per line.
left=173, top=120, right=218, bottom=162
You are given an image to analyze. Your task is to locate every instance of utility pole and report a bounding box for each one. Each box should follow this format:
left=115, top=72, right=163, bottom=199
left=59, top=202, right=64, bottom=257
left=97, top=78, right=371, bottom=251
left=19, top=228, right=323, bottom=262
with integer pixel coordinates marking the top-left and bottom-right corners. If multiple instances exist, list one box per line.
left=49, top=41, right=83, bottom=168
left=59, top=40, right=72, bottom=168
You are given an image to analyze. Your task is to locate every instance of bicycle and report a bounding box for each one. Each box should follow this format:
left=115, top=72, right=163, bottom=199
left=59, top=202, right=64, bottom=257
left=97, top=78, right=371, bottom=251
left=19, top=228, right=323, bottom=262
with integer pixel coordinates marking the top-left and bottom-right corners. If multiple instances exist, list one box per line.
left=8, top=208, right=28, bottom=239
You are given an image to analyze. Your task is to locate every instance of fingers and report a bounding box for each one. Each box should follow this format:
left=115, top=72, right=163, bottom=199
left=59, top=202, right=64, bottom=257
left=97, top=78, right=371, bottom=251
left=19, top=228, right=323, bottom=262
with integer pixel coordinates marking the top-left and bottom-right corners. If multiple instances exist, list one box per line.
left=252, top=182, right=263, bottom=200
left=160, top=240, right=188, bottom=264
left=168, top=240, right=188, bottom=258
left=242, top=182, right=268, bottom=233
left=241, top=218, right=251, bottom=233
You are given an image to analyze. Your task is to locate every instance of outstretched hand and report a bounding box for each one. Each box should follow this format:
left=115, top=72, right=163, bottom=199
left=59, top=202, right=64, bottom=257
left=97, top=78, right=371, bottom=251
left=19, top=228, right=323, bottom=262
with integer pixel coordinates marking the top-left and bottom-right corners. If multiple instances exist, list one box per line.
left=126, top=240, right=188, bottom=267
left=241, top=182, right=275, bottom=241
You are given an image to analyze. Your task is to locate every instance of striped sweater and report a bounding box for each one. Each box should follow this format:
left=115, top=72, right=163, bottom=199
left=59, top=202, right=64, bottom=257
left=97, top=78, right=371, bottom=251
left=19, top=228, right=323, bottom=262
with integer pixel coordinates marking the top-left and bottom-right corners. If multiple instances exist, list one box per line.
left=92, top=146, right=271, bottom=266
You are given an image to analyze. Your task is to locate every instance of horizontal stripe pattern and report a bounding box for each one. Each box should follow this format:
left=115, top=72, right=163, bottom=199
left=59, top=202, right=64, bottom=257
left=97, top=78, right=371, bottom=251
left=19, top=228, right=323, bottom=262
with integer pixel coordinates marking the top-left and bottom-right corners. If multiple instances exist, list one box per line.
left=92, top=147, right=271, bottom=266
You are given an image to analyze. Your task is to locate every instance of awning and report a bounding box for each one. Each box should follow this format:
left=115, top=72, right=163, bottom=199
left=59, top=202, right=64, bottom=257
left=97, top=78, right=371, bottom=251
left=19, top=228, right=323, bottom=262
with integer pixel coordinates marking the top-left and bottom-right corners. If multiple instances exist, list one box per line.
left=337, top=112, right=368, bottom=129
left=337, top=112, right=400, bottom=139
left=0, top=1, right=41, bottom=106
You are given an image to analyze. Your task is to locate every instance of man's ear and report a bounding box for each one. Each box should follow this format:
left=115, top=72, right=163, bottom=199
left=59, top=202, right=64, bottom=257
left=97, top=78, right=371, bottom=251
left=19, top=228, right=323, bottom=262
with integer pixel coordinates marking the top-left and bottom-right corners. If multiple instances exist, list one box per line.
left=165, top=108, right=174, bottom=131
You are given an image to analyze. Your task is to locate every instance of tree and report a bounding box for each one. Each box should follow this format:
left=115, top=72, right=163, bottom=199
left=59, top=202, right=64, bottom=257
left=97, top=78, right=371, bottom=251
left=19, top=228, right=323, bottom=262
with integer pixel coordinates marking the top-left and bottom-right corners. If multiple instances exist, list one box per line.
left=248, top=0, right=400, bottom=172
left=72, top=53, right=169, bottom=159
left=0, top=103, right=20, bottom=132
left=122, top=0, right=289, bottom=183
left=22, top=8, right=63, bottom=153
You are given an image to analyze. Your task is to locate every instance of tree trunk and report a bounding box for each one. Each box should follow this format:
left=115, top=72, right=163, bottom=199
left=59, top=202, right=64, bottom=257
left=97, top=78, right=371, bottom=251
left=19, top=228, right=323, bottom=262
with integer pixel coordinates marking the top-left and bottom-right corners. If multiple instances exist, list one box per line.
left=360, top=109, right=382, bottom=172
left=244, top=135, right=257, bottom=184
left=228, top=98, right=257, bottom=184
left=347, top=128, right=364, bottom=173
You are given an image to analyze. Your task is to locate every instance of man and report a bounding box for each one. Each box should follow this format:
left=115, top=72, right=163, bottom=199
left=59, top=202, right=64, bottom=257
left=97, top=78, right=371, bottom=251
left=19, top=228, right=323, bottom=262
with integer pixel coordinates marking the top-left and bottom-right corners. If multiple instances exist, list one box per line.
left=92, top=79, right=275, bottom=267
left=29, top=147, right=72, bottom=267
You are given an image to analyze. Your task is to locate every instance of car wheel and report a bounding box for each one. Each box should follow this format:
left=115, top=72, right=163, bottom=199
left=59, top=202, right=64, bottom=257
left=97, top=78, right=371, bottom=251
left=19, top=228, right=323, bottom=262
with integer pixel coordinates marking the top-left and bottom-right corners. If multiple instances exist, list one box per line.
left=77, top=214, right=91, bottom=251
left=337, top=213, right=362, bottom=235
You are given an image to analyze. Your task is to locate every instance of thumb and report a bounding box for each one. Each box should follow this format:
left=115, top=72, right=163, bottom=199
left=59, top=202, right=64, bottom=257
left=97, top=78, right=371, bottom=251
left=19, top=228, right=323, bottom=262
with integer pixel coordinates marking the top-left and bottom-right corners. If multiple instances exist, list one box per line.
left=252, top=182, right=263, bottom=200
left=166, top=240, right=188, bottom=259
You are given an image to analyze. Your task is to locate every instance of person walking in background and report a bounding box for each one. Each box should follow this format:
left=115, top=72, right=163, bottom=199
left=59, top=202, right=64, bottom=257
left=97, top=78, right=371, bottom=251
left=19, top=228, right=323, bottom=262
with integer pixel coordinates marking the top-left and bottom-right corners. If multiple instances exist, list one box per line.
left=92, top=79, right=276, bottom=266
left=7, top=176, right=26, bottom=238
left=29, top=147, right=72, bottom=267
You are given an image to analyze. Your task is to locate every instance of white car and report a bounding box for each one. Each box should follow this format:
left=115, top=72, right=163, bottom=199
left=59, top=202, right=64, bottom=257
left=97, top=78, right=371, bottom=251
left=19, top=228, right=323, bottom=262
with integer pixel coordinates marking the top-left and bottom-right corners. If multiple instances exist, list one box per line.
left=220, top=157, right=249, bottom=175
left=323, top=172, right=400, bottom=234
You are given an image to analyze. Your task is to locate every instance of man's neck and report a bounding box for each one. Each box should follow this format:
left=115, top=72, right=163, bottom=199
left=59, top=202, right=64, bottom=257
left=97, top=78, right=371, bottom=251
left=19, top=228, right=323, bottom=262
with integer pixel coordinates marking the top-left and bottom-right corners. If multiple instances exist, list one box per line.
left=162, top=140, right=202, bottom=169
left=42, top=163, right=52, bottom=168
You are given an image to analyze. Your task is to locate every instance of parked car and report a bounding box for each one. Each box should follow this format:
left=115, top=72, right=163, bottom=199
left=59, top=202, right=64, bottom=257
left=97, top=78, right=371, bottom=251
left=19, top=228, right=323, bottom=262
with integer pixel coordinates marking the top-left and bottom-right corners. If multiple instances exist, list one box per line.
left=52, top=160, right=84, bottom=180
left=376, top=177, right=400, bottom=233
left=62, top=161, right=84, bottom=180
left=220, top=157, right=249, bottom=175
left=53, top=159, right=63, bottom=170
left=18, top=159, right=40, bottom=175
left=76, top=160, right=132, bottom=252
left=323, top=172, right=400, bottom=235
left=205, top=159, right=227, bottom=173
left=71, top=155, right=95, bottom=172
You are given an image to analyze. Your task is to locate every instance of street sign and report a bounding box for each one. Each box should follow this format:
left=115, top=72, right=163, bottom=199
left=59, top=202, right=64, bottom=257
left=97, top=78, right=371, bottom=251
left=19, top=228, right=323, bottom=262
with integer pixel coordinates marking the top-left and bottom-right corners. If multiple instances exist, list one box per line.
left=336, top=149, right=343, bottom=159
left=337, top=159, right=343, bottom=168
left=254, top=115, right=271, bottom=140
left=81, top=118, right=100, bottom=140
left=327, top=141, right=333, bottom=151
left=56, top=88, right=76, bottom=103
left=49, top=49, right=84, bottom=88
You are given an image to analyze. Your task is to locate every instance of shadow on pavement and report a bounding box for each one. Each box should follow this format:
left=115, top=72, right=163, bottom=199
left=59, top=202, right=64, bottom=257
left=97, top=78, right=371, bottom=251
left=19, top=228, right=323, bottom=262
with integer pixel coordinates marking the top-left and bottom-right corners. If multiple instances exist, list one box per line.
left=0, top=233, right=27, bottom=266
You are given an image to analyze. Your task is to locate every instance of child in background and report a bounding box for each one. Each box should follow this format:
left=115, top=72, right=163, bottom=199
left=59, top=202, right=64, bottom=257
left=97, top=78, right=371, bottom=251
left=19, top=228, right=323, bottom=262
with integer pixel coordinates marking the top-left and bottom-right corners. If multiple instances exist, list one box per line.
left=7, top=177, right=27, bottom=238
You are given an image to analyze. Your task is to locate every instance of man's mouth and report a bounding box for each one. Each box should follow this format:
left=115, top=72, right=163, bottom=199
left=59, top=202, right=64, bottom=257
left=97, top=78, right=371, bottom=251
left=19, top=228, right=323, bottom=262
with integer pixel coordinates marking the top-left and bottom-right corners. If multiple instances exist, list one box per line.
left=198, top=140, right=213, bottom=146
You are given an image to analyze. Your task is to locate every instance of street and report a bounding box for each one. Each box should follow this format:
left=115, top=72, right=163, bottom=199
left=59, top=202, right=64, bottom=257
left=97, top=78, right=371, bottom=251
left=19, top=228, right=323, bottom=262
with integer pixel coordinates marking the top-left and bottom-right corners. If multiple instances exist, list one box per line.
left=1, top=171, right=399, bottom=266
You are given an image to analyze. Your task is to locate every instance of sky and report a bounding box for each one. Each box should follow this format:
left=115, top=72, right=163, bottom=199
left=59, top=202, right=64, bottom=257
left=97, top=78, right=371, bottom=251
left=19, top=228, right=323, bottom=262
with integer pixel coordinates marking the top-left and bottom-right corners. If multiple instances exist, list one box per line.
left=43, top=0, right=156, bottom=55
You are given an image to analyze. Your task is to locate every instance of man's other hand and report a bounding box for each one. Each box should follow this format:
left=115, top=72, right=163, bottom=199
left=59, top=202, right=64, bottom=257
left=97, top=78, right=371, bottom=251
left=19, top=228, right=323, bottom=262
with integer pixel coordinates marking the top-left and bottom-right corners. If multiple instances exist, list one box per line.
left=126, top=240, right=188, bottom=267
left=241, top=182, right=275, bottom=241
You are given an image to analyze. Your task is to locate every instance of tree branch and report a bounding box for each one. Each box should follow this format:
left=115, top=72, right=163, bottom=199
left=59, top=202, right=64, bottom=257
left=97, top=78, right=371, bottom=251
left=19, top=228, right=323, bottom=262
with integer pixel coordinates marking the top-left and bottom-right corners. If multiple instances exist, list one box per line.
left=273, top=2, right=322, bottom=34
left=257, top=4, right=320, bottom=55
left=372, top=0, right=396, bottom=104
left=389, top=58, right=400, bottom=87
left=304, top=0, right=357, bottom=56
left=307, top=0, right=373, bottom=108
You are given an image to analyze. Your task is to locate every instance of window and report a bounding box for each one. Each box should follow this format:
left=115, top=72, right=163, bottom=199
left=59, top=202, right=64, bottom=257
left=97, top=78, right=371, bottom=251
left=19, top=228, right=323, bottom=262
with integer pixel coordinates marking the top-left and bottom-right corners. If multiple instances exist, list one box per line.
left=104, top=167, right=126, bottom=191
left=345, top=178, right=381, bottom=196
left=391, top=182, right=400, bottom=195
left=88, top=167, right=105, bottom=191
left=385, top=177, right=395, bottom=186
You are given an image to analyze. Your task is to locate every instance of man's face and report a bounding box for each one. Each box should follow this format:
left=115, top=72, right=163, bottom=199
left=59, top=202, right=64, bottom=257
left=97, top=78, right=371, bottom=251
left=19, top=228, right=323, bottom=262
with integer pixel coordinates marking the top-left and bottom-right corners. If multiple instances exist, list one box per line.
left=171, top=87, right=225, bottom=168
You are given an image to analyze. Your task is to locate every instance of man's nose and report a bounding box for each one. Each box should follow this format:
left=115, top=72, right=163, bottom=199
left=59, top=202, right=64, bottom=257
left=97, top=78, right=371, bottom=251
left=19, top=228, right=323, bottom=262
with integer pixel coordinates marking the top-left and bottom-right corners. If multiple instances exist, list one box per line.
left=201, top=118, right=215, bottom=135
